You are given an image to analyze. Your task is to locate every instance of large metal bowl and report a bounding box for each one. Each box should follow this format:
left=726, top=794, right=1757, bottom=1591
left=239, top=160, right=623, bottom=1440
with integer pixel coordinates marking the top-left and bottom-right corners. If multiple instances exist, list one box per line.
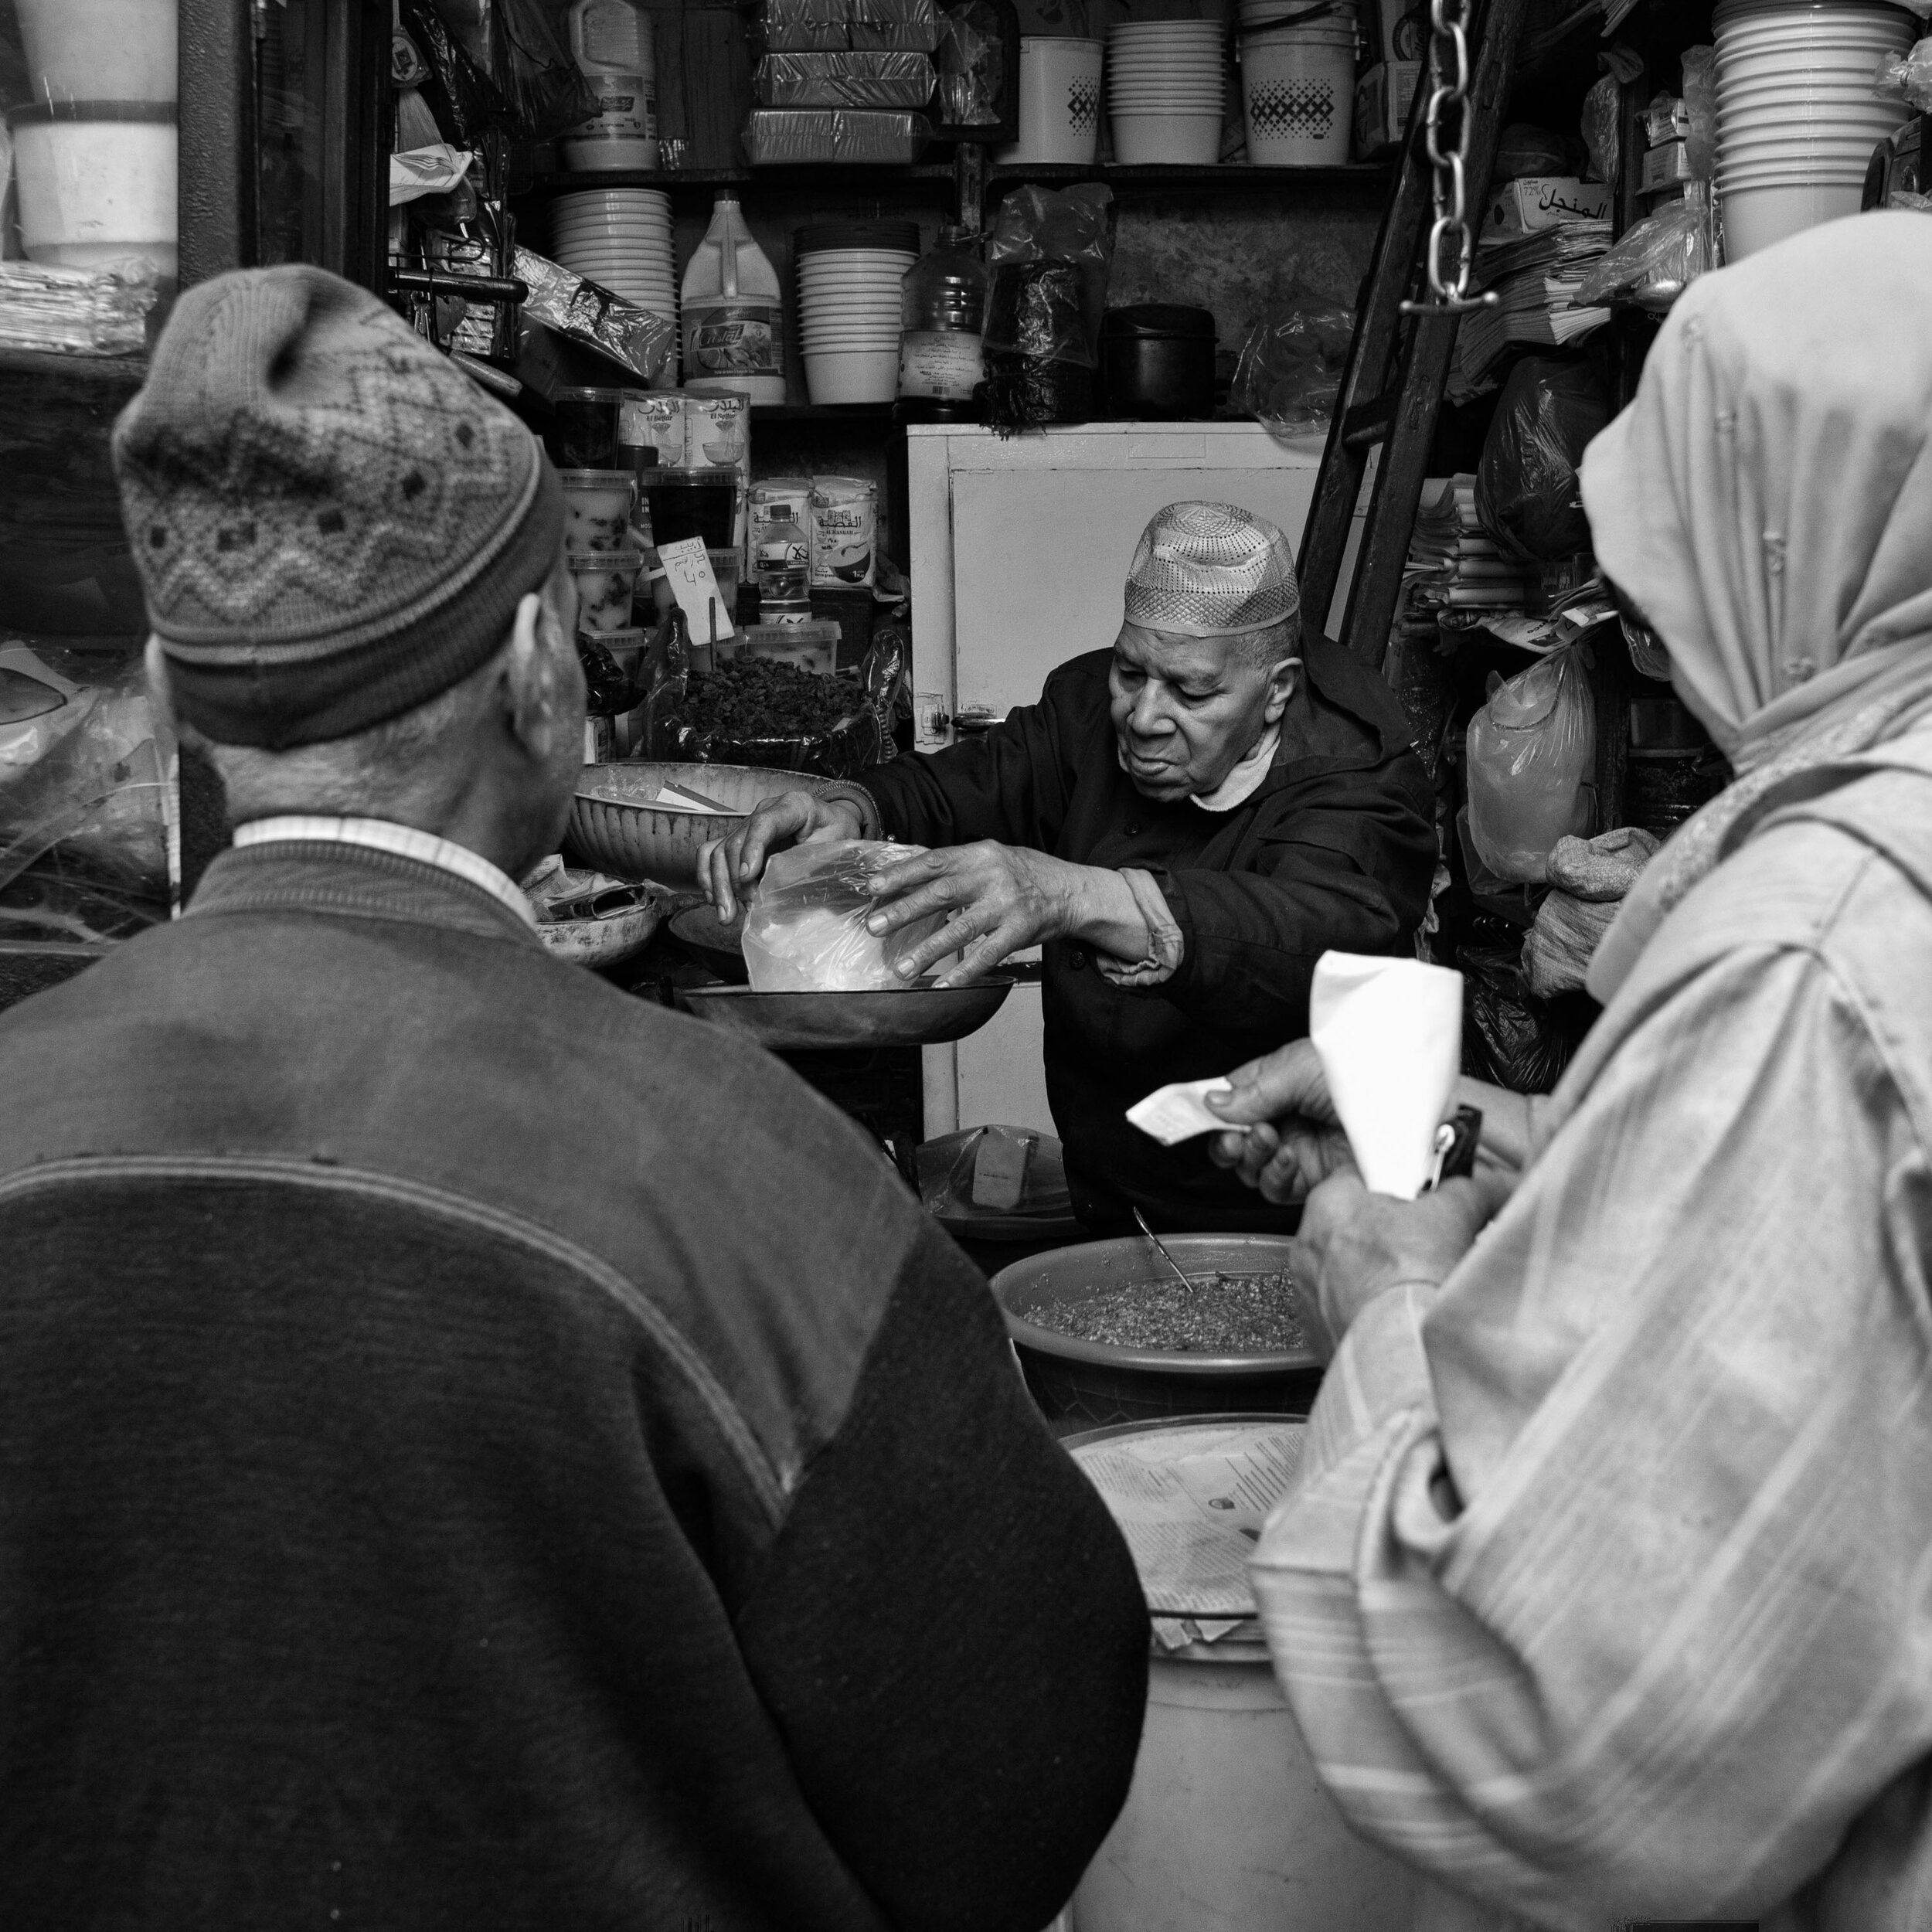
left=566, top=761, right=842, bottom=886
left=535, top=895, right=665, bottom=971
left=990, top=1233, right=1323, bottom=1436
left=676, top=976, right=1013, bottom=1049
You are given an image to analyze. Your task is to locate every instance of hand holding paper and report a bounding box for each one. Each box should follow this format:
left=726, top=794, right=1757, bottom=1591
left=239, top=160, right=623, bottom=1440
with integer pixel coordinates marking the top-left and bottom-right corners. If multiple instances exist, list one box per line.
left=1308, top=951, right=1463, bottom=1200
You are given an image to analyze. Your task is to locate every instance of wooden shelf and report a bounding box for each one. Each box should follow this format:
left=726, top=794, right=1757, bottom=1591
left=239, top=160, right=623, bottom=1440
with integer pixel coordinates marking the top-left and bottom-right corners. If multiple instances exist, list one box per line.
left=752, top=403, right=897, bottom=423
left=523, top=160, right=1393, bottom=199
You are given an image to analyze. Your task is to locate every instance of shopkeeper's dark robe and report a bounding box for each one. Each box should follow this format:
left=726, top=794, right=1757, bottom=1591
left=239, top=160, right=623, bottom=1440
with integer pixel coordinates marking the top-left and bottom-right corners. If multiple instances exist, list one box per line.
left=860, top=640, right=1435, bottom=1230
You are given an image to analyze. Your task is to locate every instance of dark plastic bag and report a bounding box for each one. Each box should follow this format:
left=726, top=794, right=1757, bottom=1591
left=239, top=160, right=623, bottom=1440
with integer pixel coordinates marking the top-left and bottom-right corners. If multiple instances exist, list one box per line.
left=399, top=0, right=511, bottom=144
left=1475, top=357, right=1609, bottom=563
left=1231, top=284, right=1356, bottom=434
left=489, top=0, right=599, bottom=141
left=983, top=182, right=1114, bottom=366
left=1460, top=942, right=1573, bottom=1094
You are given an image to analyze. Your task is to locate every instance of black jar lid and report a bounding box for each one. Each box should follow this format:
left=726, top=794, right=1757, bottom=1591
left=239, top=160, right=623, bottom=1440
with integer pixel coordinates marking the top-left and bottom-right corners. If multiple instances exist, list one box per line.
left=1100, top=304, right=1219, bottom=340
left=794, top=220, right=923, bottom=258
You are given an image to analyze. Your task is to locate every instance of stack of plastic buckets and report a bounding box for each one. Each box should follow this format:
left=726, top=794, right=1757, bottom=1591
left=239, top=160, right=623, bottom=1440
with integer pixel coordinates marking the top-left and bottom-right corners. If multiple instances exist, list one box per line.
left=1237, top=0, right=1359, bottom=166
left=1714, top=0, right=1913, bottom=259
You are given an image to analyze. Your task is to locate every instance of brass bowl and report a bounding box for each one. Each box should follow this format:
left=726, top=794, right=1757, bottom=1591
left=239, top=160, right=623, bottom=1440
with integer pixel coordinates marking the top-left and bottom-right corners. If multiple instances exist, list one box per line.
left=565, top=761, right=842, bottom=886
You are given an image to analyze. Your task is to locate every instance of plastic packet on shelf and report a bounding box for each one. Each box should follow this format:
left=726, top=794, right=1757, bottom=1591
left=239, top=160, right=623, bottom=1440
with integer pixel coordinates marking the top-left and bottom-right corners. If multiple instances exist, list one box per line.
left=754, top=50, right=936, bottom=107
left=1464, top=645, right=1597, bottom=885
left=917, top=1124, right=1072, bottom=1222
left=0, top=258, right=163, bottom=359
left=1876, top=36, right=1932, bottom=111
left=762, top=0, right=937, bottom=23
left=389, top=141, right=475, bottom=204
left=764, top=18, right=941, bottom=49
left=1573, top=185, right=1715, bottom=313
left=512, top=247, right=674, bottom=384
left=742, top=839, right=947, bottom=992
left=935, top=0, right=1005, bottom=127
left=742, top=107, right=934, bottom=163
left=1231, top=284, right=1357, bottom=434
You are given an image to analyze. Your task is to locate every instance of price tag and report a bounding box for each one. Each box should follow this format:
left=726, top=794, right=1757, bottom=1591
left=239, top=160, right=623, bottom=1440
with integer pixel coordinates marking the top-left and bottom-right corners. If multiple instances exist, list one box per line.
left=655, top=535, right=735, bottom=647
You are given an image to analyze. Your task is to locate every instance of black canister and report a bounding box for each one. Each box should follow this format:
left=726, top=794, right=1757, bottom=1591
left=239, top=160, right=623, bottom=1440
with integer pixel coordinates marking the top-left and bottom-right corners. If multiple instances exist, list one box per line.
left=1099, top=305, right=1217, bottom=420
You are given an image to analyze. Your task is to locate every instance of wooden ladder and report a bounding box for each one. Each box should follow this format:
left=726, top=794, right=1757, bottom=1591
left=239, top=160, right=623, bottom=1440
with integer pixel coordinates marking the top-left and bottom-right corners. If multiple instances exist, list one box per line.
left=1295, top=0, right=1533, bottom=669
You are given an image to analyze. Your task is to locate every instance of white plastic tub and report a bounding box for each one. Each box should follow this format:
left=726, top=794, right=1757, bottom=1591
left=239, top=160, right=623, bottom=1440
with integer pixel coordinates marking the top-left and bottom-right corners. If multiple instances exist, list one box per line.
left=1111, top=109, right=1223, bottom=165
left=1722, top=175, right=1866, bottom=257
left=1239, top=16, right=1356, bottom=165
left=12, top=114, right=178, bottom=274
left=803, top=345, right=898, bottom=404
left=17, top=0, right=176, bottom=103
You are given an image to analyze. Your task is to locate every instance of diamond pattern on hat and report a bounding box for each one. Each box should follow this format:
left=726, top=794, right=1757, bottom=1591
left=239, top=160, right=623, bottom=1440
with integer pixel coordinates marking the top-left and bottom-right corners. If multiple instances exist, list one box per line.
left=1124, top=501, right=1302, bottom=636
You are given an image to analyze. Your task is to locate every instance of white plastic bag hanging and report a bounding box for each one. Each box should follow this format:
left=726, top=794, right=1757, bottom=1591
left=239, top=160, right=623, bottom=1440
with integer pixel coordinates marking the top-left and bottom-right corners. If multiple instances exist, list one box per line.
left=741, top=839, right=947, bottom=992
left=1464, top=645, right=1597, bottom=884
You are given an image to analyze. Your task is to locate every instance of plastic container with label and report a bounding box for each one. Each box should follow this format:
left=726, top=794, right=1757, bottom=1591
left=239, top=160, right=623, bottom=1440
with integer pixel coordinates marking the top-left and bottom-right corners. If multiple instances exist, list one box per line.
left=750, top=476, right=813, bottom=605
left=681, top=194, right=786, bottom=405
left=896, top=221, right=986, bottom=423
left=745, top=621, right=840, bottom=675
left=566, top=0, right=660, bottom=171
left=808, top=476, right=879, bottom=588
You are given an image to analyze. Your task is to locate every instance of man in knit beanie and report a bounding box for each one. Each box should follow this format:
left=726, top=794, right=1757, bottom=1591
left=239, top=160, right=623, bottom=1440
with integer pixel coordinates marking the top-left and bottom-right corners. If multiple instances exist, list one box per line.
left=0, top=267, right=1148, bottom=1930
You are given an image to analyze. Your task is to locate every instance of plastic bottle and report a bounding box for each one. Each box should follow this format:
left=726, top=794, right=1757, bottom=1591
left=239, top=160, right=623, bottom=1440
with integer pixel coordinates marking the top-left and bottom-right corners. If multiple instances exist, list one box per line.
left=565, top=0, right=658, bottom=171
left=896, top=221, right=988, bottom=423
left=681, top=194, right=786, bottom=406
left=750, top=476, right=812, bottom=610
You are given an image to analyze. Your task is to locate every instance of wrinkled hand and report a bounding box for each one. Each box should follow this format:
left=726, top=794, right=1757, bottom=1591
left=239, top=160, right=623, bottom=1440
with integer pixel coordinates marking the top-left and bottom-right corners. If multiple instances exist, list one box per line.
left=863, top=840, right=1079, bottom=988
left=1203, top=1040, right=1356, bottom=1205
left=1291, top=1168, right=1513, bottom=1360
left=699, top=790, right=865, bottom=920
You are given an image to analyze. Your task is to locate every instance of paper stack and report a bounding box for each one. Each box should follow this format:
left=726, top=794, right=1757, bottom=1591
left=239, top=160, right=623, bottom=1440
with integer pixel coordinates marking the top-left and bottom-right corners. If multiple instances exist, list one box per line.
left=1405, top=475, right=1538, bottom=614
left=1451, top=220, right=1614, bottom=398
left=0, top=259, right=161, bottom=359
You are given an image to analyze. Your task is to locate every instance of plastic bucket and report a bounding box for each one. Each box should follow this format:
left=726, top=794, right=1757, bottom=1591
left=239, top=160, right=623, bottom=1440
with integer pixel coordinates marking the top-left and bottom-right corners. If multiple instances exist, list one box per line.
left=10, top=107, right=178, bottom=274
left=1002, top=36, right=1104, bottom=164
left=1064, top=1417, right=1418, bottom=1932
left=1722, top=175, right=1865, bottom=256
left=16, top=0, right=176, bottom=102
left=1111, top=109, right=1223, bottom=164
left=1239, top=18, right=1356, bottom=165
left=559, top=469, right=638, bottom=552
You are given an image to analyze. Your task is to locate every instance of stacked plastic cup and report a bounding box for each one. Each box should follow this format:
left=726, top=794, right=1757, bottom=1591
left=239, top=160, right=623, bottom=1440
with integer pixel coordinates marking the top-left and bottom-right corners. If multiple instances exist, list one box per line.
left=1107, top=19, right=1226, bottom=166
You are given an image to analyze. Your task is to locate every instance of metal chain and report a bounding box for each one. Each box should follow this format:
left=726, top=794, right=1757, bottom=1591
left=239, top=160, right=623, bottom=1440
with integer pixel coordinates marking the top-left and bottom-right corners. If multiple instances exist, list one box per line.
left=1401, top=0, right=1498, bottom=316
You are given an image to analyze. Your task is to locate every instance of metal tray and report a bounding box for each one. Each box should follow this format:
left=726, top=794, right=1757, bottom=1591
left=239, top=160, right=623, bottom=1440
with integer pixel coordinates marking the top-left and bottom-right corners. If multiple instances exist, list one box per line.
left=676, top=975, right=1012, bottom=1049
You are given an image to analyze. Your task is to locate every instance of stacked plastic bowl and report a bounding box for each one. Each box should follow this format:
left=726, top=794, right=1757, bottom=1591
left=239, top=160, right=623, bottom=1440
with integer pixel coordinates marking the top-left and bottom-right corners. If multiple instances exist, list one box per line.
left=795, top=220, right=920, bottom=405
left=1108, top=19, right=1226, bottom=166
left=547, top=188, right=679, bottom=376
left=1713, top=0, right=1912, bottom=260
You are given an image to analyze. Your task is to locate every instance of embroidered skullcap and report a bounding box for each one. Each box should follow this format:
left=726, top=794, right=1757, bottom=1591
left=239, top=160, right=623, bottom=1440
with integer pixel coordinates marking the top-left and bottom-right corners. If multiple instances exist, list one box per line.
left=114, top=264, right=564, bottom=749
left=1123, top=501, right=1302, bottom=638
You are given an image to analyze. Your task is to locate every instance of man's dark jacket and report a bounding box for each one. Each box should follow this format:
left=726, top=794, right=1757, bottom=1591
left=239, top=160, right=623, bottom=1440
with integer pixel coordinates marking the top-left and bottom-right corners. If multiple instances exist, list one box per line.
left=0, top=840, right=1149, bottom=1932
left=860, top=638, right=1435, bottom=1230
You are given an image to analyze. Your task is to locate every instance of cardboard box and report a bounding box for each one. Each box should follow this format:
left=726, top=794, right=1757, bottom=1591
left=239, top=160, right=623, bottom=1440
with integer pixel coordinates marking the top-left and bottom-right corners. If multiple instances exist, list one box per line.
left=1483, top=176, right=1613, bottom=236
left=1367, top=0, right=1429, bottom=64
left=1352, top=60, right=1421, bottom=159
left=1640, top=138, right=1692, bottom=194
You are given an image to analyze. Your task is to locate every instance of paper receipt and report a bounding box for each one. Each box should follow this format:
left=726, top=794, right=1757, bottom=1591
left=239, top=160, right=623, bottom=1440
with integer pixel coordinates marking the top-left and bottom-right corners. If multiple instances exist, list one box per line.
left=1125, top=1076, right=1247, bottom=1146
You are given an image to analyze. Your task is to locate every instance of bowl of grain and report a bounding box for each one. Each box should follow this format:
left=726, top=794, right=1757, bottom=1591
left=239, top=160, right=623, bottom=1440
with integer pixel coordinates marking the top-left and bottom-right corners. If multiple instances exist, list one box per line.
left=989, top=1233, right=1323, bottom=1437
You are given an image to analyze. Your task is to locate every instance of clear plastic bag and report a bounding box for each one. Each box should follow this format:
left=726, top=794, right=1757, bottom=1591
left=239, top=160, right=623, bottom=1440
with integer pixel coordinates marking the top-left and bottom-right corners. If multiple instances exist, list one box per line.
left=1580, top=75, right=1619, bottom=185
left=917, top=1124, right=1072, bottom=1224
left=753, top=50, right=936, bottom=106
left=743, top=838, right=947, bottom=991
left=934, top=0, right=1006, bottom=126
left=1474, top=357, right=1609, bottom=563
left=1573, top=185, right=1715, bottom=313
left=1464, top=645, right=1597, bottom=884
left=983, top=183, right=1114, bottom=366
left=1876, top=36, right=1932, bottom=111
left=1680, top=46, right=1716, bottom=178
left=1231, top=284, right=1356, bottom=434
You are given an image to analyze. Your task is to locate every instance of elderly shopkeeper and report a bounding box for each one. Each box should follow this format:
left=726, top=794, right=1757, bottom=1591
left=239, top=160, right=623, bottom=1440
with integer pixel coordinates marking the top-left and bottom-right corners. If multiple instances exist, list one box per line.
left=705, top=501, right=1434, bottom=1232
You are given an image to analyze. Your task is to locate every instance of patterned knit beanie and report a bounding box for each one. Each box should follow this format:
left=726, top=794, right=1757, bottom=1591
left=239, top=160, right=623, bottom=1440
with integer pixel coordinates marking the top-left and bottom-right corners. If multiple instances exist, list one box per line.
left=113, top=265, right=564, bottom=748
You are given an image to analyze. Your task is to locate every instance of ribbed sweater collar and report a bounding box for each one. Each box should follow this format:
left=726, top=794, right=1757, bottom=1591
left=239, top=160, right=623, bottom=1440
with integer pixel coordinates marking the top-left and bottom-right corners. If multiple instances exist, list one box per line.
left=185, top=840, right=543, bottom=950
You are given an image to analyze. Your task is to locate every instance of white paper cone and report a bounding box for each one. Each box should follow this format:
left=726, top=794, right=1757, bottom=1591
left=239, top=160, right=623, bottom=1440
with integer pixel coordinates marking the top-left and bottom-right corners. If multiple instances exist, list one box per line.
left=1308, top=952, right=1464, bottom=1199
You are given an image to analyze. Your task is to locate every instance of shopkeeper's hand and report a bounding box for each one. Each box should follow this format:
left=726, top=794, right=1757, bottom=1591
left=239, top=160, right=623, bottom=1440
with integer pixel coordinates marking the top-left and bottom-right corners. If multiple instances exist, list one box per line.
left=863, top=841, right=1091, bottom=989
left=1291, top=1168, right=1511, bottom=1360
left=700, top=790, right=866, bottom=921
left=1202, top=1040, right=1356, bottom=1205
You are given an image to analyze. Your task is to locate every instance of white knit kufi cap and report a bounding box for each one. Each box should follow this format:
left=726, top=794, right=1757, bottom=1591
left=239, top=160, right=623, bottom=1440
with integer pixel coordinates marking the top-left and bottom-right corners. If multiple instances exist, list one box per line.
left=1123, top=501, right=1302, bottom=638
